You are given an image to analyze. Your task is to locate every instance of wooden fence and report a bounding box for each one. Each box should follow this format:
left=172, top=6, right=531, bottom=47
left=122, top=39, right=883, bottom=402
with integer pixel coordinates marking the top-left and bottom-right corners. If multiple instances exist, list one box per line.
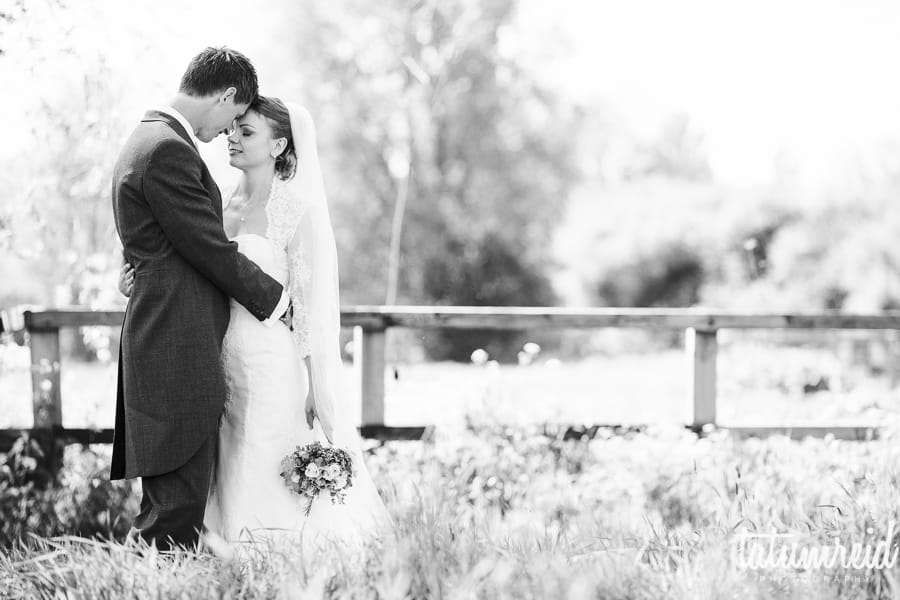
left=1, top=306, right=896, bottom=469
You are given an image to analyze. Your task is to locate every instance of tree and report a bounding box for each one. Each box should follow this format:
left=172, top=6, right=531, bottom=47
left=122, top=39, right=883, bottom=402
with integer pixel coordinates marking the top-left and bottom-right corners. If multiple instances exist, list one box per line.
left=0, top=33, right=125, bottom=310
left=0, top=0, right=30, bottom=56
left=421, top=232, right=556, bottom=361
left=0, top=2, right=127, bottom=360
left=623, top=113, right=711, bottom=181
left=288, top=0, right=579, bottom=360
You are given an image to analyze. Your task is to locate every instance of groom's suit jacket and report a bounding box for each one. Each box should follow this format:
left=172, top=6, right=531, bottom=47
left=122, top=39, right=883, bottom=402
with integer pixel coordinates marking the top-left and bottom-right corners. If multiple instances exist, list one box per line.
left=110, top=110, right=283, bottom=480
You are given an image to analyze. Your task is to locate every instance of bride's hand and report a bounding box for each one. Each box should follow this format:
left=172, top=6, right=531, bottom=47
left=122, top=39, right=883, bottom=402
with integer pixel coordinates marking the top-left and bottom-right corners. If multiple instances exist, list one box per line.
left=118, top=262, right=134, bottom=297
left=304, top=388, right=315, bottom=429
left=305, top=388, right=334, bottom=443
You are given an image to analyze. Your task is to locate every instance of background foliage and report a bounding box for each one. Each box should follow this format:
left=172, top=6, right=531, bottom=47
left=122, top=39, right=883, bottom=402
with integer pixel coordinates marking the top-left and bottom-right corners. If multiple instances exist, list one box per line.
left=2, top=0, right=900, bottom=362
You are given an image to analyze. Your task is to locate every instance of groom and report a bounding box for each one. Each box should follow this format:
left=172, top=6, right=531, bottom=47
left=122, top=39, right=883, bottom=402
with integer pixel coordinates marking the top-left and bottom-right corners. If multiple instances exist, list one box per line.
left=110, top=47, right=289, bottom=550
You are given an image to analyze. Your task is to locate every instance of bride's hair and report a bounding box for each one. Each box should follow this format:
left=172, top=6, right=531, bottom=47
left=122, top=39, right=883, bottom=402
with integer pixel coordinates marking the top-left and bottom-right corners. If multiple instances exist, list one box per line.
left=250, top=96, right=297, bottom=181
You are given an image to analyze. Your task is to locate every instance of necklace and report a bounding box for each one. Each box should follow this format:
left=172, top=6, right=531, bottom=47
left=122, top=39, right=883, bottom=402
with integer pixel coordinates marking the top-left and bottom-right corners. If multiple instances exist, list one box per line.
left=235, top=188, right=270, bottom=224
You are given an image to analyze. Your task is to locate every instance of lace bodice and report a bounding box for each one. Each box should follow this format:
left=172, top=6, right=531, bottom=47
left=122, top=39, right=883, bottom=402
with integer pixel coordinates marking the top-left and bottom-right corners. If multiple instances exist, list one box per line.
left=226, top=179, right=312, bottom=357
left=265, top=178, right=309, bottom=250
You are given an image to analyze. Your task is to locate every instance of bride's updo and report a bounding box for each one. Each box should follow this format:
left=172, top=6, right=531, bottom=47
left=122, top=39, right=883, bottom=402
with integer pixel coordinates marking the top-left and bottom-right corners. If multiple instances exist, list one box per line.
left=250, top=95, right=297, bottom=180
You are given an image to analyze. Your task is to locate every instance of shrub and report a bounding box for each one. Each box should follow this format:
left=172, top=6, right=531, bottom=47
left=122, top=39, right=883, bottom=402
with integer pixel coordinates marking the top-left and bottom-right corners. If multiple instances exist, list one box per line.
left=0, top=436, right=60, bottom=546
left=421, top=233, right=557, bottom=362
left=594, top=242, right=705, bottom=308
left=0, top=434, right=137, bottom=547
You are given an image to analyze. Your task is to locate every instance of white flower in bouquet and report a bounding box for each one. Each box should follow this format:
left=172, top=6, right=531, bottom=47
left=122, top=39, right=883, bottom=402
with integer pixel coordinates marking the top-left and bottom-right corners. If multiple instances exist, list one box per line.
left=305, top=463, right=320, bottom=478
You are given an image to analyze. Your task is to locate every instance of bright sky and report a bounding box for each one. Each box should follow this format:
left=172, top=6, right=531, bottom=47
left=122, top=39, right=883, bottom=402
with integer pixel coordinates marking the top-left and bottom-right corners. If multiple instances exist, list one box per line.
left=7, top=0, right=900, bottom=189
left=518, top=0, right=900, bottom=186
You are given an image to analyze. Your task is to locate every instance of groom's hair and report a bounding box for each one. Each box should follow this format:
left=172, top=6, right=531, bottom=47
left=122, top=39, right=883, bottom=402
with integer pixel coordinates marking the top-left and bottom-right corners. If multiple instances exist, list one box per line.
left=178, top=46, right=258, bottom=104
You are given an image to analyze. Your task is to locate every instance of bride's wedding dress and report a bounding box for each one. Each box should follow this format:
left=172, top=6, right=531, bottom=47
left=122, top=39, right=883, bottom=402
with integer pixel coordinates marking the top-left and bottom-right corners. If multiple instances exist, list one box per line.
left=203, top=107, right=390, bottom=550
left=204, top=231, right=310, bottom=540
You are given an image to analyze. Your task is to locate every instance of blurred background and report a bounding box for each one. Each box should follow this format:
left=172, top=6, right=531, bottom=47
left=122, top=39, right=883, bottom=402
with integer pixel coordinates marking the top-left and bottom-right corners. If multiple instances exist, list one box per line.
left=2, top=0, right=900, bottom=429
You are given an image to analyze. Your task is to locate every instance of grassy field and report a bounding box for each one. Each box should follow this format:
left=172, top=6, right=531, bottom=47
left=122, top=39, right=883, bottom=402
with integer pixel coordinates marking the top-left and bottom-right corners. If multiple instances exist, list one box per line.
left=4, top=420, right=900, bottom=598
left=2, top=335, right=900, bottom=598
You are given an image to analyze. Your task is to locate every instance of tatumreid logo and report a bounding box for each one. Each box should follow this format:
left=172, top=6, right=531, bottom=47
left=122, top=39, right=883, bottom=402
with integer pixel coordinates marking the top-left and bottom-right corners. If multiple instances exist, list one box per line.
left=732, top=521, right=900, bottom=571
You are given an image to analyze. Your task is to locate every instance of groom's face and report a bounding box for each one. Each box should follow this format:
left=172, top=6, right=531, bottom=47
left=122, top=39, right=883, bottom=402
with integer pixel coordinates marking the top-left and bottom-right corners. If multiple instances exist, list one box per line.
left=197, top=91, right=250, bottom=143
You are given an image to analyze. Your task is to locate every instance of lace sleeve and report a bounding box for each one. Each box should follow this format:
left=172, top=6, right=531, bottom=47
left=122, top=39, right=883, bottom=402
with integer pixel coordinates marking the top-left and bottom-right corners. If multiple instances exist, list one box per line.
left=282, top=102, right=344, bottom=444
left=287, top=239, right=312, bottom=358
left=265, top=177, right=312, bottom=357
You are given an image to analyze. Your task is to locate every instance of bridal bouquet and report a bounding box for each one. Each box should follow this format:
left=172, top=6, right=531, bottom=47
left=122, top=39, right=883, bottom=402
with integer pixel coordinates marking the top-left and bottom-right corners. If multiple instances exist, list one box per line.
left=280, top=441, right=353, bottom=516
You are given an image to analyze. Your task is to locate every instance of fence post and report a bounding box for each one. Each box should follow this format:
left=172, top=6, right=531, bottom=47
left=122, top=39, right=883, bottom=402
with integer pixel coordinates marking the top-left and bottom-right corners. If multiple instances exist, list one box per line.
left=25, top=311, right=64, bottom=473
left=355, top=325, right=386, bottom=427
left=686, top=327, right=717, bottom=429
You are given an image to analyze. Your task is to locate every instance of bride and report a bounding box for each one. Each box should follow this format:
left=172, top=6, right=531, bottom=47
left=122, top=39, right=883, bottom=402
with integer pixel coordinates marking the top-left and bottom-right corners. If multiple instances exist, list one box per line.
left=119, top=97, right=390, bottom=550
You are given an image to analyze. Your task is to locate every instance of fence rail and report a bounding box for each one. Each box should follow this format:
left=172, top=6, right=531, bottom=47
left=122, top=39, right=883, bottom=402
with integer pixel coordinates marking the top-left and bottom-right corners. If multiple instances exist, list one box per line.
left=1, top=306, right=893, bottom=469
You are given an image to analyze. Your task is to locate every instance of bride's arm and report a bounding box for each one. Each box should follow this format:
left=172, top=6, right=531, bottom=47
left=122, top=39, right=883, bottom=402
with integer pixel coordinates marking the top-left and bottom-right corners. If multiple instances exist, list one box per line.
left=285, top=103, right=341, bottom=445
left=288, top=224, right=334, bottom=442
left=303, top=355, right=315, bottom=428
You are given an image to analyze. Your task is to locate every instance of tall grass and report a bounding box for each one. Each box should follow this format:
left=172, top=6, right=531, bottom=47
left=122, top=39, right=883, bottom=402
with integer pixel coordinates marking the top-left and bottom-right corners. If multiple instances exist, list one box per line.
left=5, top=417, right=900, bottom=598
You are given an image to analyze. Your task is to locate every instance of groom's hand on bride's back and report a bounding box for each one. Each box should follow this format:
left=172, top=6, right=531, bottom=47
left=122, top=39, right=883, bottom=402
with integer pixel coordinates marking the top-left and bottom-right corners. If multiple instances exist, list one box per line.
left=118, top=262, right=135, bottom=298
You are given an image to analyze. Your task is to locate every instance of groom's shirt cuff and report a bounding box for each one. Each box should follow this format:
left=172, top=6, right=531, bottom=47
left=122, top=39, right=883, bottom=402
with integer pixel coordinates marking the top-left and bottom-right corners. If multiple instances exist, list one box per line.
left=263, top=291, right=290, bottom=328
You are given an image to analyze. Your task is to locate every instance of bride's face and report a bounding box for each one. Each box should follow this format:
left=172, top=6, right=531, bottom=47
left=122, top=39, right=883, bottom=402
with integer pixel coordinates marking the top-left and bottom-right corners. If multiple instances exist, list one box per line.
left=226, top=111, right=286, bottom=172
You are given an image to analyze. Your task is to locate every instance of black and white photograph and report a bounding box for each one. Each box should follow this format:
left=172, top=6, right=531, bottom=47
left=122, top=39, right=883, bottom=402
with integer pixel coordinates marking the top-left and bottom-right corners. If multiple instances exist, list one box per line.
left=2, top=0, right=900, bottom=597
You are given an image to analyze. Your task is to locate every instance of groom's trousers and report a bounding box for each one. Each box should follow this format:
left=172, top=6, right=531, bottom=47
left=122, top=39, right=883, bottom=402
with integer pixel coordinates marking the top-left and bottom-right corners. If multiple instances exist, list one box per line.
left=132, top=432, right=216, bottom=551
